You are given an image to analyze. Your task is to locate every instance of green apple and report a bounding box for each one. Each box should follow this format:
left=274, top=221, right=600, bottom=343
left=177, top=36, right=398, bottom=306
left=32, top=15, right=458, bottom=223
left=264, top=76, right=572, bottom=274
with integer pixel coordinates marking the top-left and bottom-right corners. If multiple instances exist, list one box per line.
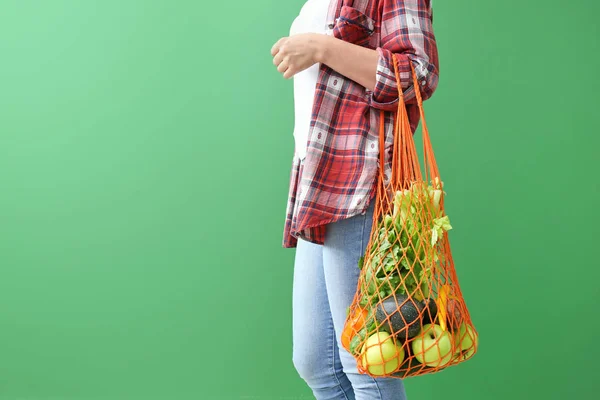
left=411, top=323, right=453, bottom=368
left=453, top=323, right=478, bottom=361
left=360, top=331, right=405, bottom=376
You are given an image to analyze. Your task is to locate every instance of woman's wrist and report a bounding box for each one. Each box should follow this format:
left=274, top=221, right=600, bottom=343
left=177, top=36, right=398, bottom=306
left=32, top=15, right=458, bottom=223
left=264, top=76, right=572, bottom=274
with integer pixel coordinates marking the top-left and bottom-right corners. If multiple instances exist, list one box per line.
left=314, top=33, right=333, bottom=64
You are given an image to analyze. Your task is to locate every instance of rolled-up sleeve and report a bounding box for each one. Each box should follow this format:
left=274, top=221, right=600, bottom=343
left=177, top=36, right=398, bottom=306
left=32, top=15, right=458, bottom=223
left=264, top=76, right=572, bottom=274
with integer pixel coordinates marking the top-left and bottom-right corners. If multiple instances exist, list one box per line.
left=368, top=0, right=439, bottom=111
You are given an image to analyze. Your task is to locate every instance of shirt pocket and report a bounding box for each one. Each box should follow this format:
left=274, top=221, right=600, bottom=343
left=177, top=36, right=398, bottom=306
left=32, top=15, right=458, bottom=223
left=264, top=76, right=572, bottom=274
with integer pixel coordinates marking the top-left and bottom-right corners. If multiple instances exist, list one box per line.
left=332, top=6, right=376, bottom=49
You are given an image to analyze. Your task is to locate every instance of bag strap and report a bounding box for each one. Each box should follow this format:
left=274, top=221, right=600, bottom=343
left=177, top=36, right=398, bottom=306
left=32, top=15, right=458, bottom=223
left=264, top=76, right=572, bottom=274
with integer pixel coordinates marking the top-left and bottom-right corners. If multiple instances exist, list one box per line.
left=377, top=55, right=440, bottom=189
left=409, top=59, right=440, bottom=183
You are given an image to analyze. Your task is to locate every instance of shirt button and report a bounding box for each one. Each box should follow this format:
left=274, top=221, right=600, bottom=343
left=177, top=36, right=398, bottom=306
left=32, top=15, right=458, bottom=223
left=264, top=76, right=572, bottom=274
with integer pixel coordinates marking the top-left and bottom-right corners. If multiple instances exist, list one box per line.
left=317, top=132, right=322, bottom=139
left=421, top=80, right=426, bottom=85
left=328, top=23, right=334, bottom=29
left=333, top=79, right=338, bottom=86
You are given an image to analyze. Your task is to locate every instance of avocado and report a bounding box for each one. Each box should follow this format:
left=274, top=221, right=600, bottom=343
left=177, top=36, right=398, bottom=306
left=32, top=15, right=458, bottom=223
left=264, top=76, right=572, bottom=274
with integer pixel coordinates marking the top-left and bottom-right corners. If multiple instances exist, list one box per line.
left=375, top=294, right=422, bottom=341
left=419, top=298, right=438, bottom=325
left=392, top=356, right=429, bottom=378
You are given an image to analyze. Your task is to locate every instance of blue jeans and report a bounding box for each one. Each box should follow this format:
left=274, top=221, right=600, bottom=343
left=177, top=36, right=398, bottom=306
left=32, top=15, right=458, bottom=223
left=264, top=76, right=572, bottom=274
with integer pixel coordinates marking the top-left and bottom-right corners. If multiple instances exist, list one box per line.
left=292, top=197, right=407, bottom=400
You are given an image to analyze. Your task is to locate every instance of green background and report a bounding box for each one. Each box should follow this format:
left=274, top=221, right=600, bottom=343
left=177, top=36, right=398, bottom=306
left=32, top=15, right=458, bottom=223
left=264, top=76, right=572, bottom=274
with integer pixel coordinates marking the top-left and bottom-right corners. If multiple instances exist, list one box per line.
left=0, top=0, right=598, bottom=399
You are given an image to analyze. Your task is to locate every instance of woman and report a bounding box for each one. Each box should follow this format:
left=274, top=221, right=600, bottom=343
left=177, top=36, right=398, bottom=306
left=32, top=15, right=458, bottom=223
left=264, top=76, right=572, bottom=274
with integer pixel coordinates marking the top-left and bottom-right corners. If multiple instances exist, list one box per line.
left=271, top=1, right=438, bottom=398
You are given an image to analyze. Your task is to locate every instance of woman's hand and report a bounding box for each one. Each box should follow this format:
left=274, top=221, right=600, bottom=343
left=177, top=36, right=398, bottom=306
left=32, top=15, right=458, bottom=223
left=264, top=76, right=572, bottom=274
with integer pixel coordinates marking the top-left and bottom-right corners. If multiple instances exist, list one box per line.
left=271, top=33, right=379, bottom=92
left=271, top=33, right=326, bottom=79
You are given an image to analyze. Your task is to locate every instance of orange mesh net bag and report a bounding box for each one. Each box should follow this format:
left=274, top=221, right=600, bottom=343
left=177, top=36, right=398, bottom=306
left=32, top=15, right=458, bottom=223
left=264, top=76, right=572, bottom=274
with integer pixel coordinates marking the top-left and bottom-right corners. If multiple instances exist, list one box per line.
left=341, top=57, right=478, bottom=379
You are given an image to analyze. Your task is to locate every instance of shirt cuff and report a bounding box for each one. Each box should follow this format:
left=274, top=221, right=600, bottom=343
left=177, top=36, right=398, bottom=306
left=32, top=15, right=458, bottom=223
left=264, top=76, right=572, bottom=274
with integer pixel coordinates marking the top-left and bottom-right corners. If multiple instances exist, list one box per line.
left=367, top=47, right=413, bottom=111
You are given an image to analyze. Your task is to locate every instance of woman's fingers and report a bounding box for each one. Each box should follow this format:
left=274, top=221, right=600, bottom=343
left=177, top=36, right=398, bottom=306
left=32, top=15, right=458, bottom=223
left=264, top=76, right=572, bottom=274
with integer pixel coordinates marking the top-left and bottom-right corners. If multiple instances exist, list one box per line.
left=277, top=59, right=290, bottom=75
left=271, top=37, right=287, bottom=56
left=273, top=51, right=285, bottom=67
left=271, top=36, right=296, bottom=78
left=282, top=66, right=295, bottom=79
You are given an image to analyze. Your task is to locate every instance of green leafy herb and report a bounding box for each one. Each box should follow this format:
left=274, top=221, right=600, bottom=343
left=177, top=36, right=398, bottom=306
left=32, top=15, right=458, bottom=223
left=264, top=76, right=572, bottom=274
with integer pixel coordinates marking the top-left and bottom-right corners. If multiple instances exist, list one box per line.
left=356, top=179, right=452, bottom=307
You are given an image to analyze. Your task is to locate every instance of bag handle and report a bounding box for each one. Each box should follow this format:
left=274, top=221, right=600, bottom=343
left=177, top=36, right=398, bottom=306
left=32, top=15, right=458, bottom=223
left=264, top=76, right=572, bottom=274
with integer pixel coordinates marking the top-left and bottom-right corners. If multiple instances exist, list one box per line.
left=377, top=55, right=440, bottom=189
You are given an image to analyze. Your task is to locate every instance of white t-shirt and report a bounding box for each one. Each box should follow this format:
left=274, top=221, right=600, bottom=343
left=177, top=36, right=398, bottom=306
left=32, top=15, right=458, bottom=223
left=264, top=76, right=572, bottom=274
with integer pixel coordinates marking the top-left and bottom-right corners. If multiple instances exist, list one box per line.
left=289, top=0, right=330, bottom=161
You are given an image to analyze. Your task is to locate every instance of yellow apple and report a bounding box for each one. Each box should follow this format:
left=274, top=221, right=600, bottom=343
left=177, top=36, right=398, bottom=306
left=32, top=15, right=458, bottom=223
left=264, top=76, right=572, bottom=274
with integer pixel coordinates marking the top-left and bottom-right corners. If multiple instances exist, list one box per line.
left=411, top=323, right=453, bottom=368
left=360, top=331, right=405, bottom=376
left=453, top=322, right=478, bottom=361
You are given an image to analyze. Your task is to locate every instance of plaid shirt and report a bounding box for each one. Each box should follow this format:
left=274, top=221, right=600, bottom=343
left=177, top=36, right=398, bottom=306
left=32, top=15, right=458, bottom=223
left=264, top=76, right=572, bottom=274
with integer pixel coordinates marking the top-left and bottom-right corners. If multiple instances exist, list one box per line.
left=283, top=0, right=439, bottom=248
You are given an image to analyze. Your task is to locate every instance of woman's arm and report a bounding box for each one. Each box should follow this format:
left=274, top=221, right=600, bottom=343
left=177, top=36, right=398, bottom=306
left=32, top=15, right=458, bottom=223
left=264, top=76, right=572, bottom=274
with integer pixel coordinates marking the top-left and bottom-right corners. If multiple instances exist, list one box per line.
left=272, top=1, right=438, bottom=109
left=369, top=0, right=438, bottom=109
left=318, top=0, right=438, bottom=110
left=316, top=35, right=380, bottom=94
left=270, top=33, right=383, bottom=93
left=271, top=33, right=380, bottom=91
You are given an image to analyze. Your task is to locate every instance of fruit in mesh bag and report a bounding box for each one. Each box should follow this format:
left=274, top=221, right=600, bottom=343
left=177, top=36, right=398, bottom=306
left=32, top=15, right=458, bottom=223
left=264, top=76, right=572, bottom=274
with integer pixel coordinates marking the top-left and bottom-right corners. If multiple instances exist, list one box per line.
left=394, top=356, right=427, bottom=377
left=359, top=331, right=405, bottom=376
left=436, top=284, right=467, bottom=332
left=374, top=294, right=422, bottom=341
left=453, top=322, right=478, bottom=361
left=411, top=323, right=453, bottom=368
left=373, top=292, right=438, bottom=339
left=341, top=306, right=368, bottom=349
left=445, top=298, right=464, bottom=330
left=420, top=297, right=438, bottom=324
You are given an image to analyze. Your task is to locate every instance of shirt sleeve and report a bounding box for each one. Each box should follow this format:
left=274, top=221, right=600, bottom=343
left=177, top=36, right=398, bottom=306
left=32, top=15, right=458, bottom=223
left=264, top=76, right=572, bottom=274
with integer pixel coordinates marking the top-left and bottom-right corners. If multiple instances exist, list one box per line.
left=368, top=0, right=439, bottom=111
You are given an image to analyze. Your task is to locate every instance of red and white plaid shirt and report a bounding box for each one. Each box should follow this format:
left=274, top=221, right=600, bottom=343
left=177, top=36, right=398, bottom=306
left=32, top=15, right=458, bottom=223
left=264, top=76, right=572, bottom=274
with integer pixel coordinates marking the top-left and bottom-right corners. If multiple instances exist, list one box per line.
left=283, top=0, right=439, bottom=248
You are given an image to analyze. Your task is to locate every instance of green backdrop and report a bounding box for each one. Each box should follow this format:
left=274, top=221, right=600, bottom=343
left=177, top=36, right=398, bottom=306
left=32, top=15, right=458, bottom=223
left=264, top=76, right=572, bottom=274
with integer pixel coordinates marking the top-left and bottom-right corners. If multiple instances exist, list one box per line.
left=0, top=1, right=598, bottom=399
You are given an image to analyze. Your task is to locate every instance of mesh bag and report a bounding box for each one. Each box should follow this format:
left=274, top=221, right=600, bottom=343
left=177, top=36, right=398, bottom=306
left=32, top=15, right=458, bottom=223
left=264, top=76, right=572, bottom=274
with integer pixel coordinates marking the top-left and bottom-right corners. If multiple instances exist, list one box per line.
left=341, top=56, right=478, bottom=378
